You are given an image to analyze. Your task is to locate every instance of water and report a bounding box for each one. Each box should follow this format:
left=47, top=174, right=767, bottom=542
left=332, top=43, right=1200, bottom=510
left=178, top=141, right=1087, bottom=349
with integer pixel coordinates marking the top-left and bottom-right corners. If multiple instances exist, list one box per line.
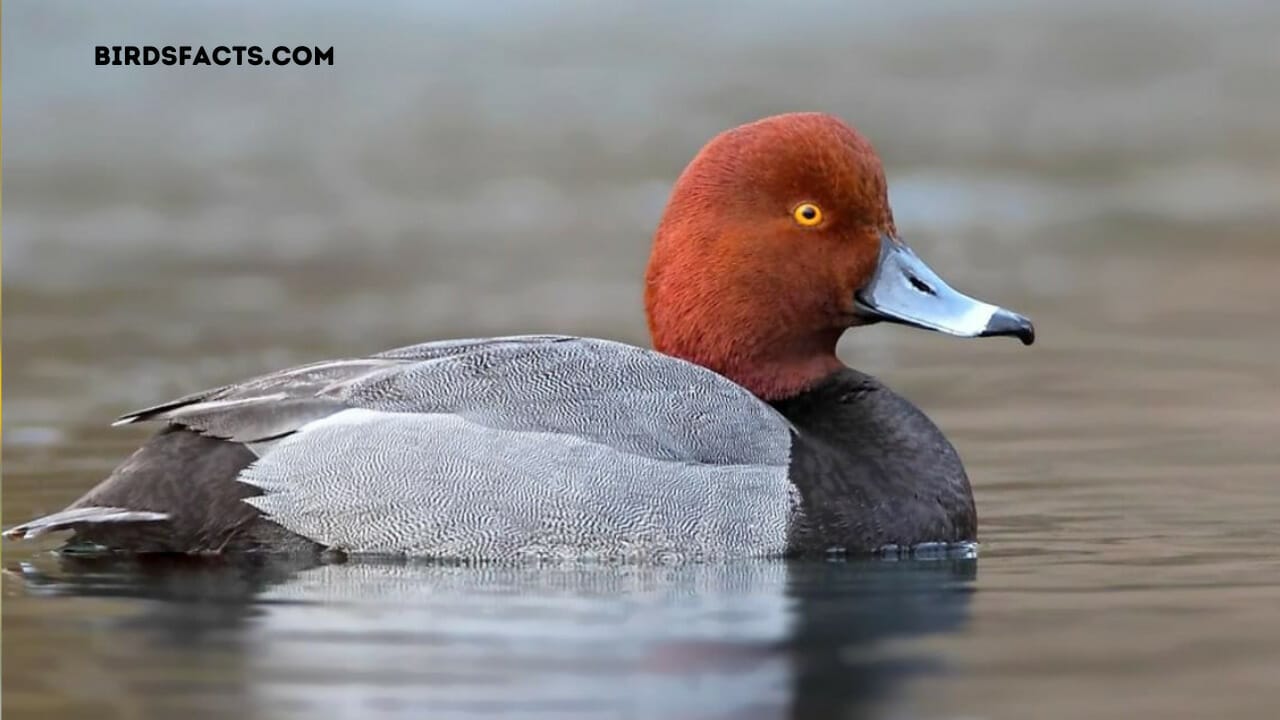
left=5, top=556, right=980, bottom=719
left=4, top=1, right=1280, bottom=718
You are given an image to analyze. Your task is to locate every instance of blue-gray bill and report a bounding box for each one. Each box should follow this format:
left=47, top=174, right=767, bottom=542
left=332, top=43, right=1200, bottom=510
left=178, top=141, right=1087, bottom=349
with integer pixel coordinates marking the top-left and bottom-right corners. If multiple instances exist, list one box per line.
left=854, top=236, right=1035, bottom=345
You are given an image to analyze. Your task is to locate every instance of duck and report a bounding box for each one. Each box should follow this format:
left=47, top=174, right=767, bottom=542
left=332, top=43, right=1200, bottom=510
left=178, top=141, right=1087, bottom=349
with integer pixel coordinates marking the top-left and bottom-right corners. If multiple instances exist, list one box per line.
left=4, top=112, right=1034, bottom=560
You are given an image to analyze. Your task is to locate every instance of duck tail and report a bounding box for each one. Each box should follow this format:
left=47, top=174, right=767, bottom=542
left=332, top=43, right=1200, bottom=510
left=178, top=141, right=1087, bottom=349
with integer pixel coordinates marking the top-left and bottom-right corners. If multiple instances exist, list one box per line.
left=3, top=507, right=169, bottom=540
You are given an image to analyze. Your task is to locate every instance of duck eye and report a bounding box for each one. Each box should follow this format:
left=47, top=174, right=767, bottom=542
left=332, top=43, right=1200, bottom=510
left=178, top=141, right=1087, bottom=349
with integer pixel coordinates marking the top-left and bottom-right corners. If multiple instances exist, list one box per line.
left=792, top=203, right=823, bottom=227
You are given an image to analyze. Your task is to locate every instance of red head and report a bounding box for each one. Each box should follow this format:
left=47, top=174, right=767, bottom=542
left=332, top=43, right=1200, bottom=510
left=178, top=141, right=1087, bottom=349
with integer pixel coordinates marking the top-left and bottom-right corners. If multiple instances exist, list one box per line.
left=645, top=113, right=1033, bottom=400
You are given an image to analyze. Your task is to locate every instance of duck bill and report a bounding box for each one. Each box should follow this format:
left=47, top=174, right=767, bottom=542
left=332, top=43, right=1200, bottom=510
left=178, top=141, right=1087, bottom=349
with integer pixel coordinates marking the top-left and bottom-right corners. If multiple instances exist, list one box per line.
left=854, top=236, right=1035, bottom=345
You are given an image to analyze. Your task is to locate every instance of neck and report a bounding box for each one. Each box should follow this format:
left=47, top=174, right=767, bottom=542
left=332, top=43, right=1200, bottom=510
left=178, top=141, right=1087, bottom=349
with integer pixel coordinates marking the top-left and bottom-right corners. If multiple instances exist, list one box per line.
left=652, top=326, right=845, bottom=401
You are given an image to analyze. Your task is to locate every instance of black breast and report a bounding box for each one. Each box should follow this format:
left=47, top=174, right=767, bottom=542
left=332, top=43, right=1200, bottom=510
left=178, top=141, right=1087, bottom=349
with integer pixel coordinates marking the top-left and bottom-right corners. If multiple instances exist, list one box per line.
left=769, top=369, right=977, bottom=554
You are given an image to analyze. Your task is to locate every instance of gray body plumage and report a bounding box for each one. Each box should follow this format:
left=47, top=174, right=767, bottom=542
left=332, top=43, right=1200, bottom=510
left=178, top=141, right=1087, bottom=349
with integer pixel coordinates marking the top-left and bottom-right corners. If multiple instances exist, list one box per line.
left=243, top=408, right=794, bottom=560
left=10, top=336, right=799, bottom=560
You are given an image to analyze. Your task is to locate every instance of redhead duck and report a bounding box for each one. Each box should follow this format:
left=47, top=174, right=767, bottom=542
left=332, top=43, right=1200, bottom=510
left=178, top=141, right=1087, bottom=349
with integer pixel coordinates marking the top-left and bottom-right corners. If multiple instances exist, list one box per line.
left=4, top=113, right=1033, bottom=559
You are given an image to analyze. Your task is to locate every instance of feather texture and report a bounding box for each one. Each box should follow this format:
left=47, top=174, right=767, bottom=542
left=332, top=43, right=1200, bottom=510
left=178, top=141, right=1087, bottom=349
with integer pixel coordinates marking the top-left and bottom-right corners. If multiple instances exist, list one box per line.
left=99, top=336, right=797, bottom=559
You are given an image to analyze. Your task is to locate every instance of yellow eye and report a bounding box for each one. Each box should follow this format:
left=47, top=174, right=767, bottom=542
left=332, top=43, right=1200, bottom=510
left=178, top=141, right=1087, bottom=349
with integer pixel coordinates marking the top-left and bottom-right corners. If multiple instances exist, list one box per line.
left=793, top=202, right=823, bottom=227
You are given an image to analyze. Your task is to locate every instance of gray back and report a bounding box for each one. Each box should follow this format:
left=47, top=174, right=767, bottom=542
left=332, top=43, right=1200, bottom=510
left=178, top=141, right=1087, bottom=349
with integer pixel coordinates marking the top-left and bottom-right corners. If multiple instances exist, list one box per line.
left=124, top=336, right=798, bottom=559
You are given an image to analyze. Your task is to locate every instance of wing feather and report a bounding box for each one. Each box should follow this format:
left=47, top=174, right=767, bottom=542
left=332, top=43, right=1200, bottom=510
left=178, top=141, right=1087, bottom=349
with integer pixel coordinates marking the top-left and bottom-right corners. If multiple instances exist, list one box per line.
left=104, top=335, right=796, bottom=558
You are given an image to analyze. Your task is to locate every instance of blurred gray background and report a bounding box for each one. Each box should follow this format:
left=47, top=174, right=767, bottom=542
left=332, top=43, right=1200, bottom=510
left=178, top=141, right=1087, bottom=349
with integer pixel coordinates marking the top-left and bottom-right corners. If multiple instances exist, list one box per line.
left=4, top=2, right=1280, bottom=719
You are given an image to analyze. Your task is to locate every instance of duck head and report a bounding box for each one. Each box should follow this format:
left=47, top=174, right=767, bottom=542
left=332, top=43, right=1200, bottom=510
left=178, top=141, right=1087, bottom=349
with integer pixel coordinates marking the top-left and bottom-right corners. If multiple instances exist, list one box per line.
left=645, top=112, right=1034, bottom=400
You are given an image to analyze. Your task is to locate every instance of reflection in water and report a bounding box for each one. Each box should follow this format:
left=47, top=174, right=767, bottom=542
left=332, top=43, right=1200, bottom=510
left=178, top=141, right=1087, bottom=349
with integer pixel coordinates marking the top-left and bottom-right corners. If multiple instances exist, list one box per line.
left=7, top=556, right=975, bottom=719
left=786, top=560, right=975, bottom=719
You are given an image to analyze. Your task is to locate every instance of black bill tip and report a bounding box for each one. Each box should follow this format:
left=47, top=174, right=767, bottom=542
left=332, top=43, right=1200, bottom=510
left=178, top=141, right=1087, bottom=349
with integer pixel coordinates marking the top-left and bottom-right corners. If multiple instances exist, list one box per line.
left=981, top=308, right=1036, bottom=346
